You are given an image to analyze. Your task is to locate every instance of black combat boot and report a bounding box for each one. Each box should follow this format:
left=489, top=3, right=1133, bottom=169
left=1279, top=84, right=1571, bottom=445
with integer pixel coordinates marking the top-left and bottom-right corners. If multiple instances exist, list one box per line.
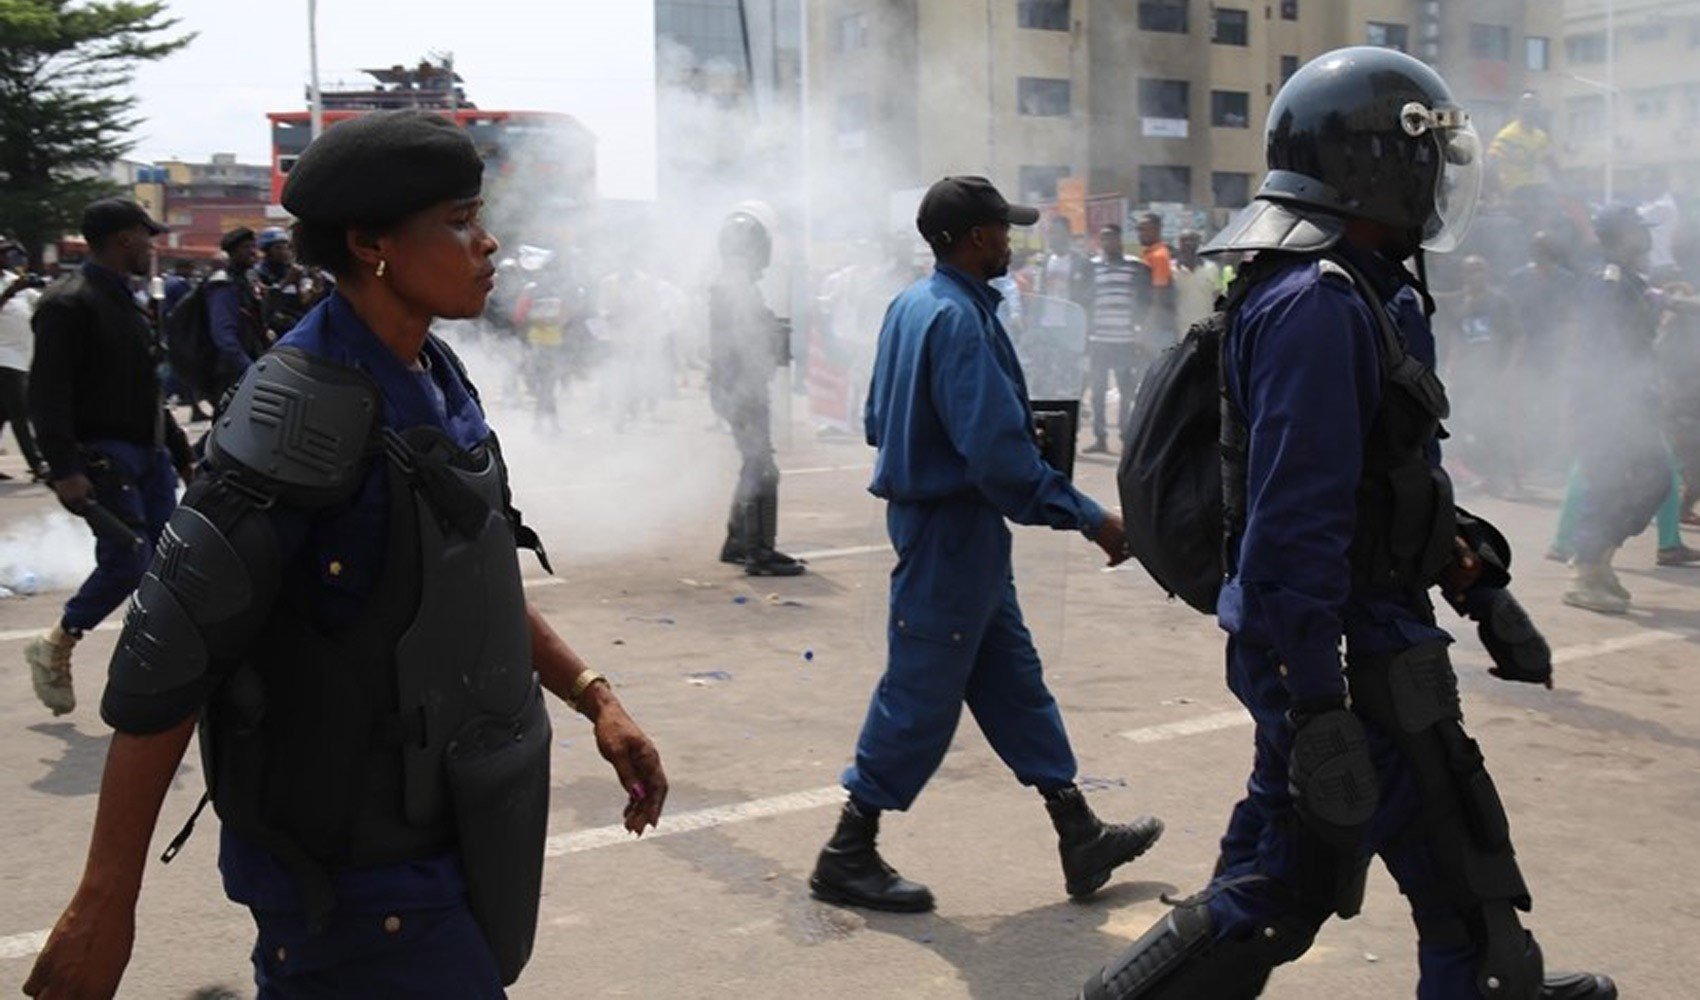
left=809, top=800, right=935, bottom=913
left=1045, top=785, right=1164, bottom=899
left=744, top=489, right=805, bottom=577
left=719, top=500, right=750, bottom=565
left=1541, top=972, right=1617, bottom=999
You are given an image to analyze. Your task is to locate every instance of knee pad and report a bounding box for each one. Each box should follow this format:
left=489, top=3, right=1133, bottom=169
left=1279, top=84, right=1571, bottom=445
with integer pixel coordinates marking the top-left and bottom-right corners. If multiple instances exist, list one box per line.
left=1079, top=900, right=1323, bottom=1000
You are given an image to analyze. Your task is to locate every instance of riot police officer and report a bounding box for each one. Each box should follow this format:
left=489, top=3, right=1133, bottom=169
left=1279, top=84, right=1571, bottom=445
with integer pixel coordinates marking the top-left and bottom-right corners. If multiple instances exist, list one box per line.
left=1078, top=49, right=1615, bottom=1000
left=710, top=205, right=804, bottom=576
left=24, top=110, right=668, bottom=1000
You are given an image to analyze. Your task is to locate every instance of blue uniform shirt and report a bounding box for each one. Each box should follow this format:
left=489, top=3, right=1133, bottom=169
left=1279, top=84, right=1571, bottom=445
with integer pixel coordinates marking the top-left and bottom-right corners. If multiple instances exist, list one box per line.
left=204, top=270, right=258, bottom=377
left=866, top=264, right=1103, bottom=534
left=219, top=292, right=494, bottom=913
left=1217, top=247, right=1451, bottom=702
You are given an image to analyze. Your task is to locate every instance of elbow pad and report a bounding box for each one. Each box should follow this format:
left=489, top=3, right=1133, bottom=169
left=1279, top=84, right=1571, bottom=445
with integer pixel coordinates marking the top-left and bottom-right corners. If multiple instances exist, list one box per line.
left=102, top=480, right=285, bottom=733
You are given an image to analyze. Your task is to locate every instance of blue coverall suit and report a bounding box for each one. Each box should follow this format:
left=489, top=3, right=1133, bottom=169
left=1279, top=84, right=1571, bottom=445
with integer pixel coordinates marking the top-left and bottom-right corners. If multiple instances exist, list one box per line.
left=215, top=296, right=506, bottom=998
left=1208, top=248, right=1502, bottom=997
left=843, top=264, right=1104, bottom=812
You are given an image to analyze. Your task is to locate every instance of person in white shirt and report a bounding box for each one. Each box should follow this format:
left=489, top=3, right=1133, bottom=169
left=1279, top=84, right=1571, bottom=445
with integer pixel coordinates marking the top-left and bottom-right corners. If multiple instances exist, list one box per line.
left=1172, top=229, right=1224, bottom=334
left=0, top=240, right=48, bottom=479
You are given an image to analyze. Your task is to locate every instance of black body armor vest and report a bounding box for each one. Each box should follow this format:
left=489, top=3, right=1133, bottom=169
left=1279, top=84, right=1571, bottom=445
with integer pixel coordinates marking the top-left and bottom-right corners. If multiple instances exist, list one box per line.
left=1221, top=253, right=1456, bottom=605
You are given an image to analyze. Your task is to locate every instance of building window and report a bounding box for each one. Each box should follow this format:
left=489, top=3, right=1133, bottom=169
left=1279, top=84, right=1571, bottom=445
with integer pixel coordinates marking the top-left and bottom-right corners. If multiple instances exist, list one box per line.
left=1211, top=90, right=1250, bottom=128
left=1020, top=165, right=1071, bottom=202
left=1139, top=77, right=1190, bottom=136
left=1213, top=8, right=1249, bottom=46
left=1138, top=0, right=1188, bottom=34
left=1280, top=54, right=1300, bottom=83
left=1632, top=87, right=1670, bottom=120
left=1139, top=165, right=1192, bottom=204
left=834, top=13, right=868, bottom=52
left=1212, top=171, right=1252, bottom=208
left=1366, top=22, right=1409, bottom=53
left=1566, top=32, right=1607, bottom=65
left=1469, top=23, right=1511, bottom=61
left=1017, top=0, right=1071, bottom=31
left=1566, top=95, right=1606, bottom=138
left=1281, top=0, right=1298, bottom=20
left=1525, top=36, right=1550, bottom=71
left=1018, top=77, right=1072, bottom=117
left=836, top=93, right=870, bottom=151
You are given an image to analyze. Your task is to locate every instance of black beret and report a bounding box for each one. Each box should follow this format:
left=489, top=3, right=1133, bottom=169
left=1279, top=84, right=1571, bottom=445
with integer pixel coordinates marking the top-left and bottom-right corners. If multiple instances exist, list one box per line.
left=219, top=226, right=255, bottom=252
left=282, top=110, right=483, bottom=227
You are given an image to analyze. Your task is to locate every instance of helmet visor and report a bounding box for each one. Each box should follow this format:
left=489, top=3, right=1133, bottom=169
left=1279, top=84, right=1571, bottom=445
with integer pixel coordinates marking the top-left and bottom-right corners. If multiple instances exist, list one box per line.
left=1422, top=113, right=1483, bottom=253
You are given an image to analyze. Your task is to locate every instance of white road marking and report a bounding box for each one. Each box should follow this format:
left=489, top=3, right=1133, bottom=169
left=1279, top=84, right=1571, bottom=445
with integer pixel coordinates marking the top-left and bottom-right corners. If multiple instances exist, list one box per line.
left=1549, top=629, right=1684, bottom=664
left=544, top=785, right=845, bottom=857
left=0, top=930, right=47, bottom=961
left=1114, top=630, right=1691, bottom=746
left=0, top=628, right=1688, bottom=961
left=1119, top=710, right=1251, bottom=744
left=791, top=544, right=887, bottom=562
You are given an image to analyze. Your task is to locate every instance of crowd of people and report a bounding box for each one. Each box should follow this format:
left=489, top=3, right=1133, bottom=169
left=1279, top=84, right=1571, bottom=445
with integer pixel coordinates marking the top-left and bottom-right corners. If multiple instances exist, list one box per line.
left=4, top=43, right=1685, bottom=1000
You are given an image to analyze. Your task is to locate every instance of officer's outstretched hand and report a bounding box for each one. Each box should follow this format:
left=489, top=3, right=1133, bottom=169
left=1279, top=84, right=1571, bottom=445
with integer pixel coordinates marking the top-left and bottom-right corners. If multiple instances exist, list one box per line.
left=22, top=883, right=135, bottom=999
left=584, top=686, right=669, bottom=835
left=1092, top=511, right=1131, bottom=568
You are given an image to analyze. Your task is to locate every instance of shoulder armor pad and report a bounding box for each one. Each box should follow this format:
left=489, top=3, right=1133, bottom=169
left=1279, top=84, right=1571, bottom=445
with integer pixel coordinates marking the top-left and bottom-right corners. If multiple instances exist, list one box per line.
left=205, top=346, right=379, bottom=507
left=1202, top=199, right=1346, bottom=258
left=1316, top=258, right=1356, bottom=287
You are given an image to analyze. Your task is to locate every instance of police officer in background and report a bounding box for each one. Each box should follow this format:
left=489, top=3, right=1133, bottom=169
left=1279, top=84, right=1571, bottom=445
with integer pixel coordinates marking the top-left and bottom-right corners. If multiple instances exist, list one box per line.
left=24, top=111, right=667, bottom=1000
left=1079, top=49, right=1615, bottom=999
left=204, top=226, right=269, bottom=399
left=23, top=199, right=193, bottom=717
left=711, top=205, right=805, bottom=576
left=254, top=225, right=322, bottom=341
left=808, top=176, right=1162, bottom=914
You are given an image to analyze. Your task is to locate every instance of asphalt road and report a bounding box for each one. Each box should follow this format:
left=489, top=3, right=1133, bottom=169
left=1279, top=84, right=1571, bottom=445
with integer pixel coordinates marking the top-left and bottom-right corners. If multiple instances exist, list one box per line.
left=0, top=379, right=1693, bottom=999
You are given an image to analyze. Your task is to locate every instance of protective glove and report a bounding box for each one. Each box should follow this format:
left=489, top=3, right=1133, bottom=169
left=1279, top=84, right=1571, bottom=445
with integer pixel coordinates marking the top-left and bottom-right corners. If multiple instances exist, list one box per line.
left=1476, top=589, right=1554, bottom=688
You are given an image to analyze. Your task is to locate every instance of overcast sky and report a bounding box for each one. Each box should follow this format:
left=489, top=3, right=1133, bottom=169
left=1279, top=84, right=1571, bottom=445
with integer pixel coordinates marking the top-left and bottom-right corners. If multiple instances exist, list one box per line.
left=125, top=0, right=658, bottom=199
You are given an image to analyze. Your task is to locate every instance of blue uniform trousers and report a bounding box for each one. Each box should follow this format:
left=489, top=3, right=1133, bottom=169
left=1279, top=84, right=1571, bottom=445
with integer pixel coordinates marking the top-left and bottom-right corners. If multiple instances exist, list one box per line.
left=250, top=903, right=505, bottom=999
left=843, top=497, right=1077, bottom=811
left=1206, top=638, right=1490, bottom=999
left=61, top=439, right=177, bottom=632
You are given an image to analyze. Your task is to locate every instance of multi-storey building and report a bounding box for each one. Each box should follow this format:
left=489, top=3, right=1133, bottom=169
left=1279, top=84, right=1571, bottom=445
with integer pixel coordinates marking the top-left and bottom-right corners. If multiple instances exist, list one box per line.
left=804, top=0, right=1562, bottom=232
left=1560, top=0, right=1700, bottom=202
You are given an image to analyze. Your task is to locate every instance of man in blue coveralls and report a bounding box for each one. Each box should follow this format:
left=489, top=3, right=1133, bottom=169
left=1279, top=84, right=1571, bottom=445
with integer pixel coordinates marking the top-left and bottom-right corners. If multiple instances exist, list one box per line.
left=808, top=176, right=1164, bottom=914
left=1078, top=48, right=1615, bottom=1000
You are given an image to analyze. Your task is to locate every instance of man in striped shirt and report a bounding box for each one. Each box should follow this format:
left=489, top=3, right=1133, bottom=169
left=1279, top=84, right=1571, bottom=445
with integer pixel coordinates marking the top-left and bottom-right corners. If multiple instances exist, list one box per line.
left=1083, top=224, right=1153, bottom=454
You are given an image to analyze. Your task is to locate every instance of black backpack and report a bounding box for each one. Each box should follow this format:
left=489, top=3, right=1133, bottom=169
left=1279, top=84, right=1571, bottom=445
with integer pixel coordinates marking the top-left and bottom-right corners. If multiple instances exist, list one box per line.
left=162, top=274, right=228, bottom=400
left=1116, top=252, right=1405, bottom=613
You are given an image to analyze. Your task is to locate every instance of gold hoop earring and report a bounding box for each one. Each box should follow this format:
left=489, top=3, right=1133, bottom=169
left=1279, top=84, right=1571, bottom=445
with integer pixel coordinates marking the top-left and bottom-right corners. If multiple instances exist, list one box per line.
left=376, top=259, right=387, bottom=279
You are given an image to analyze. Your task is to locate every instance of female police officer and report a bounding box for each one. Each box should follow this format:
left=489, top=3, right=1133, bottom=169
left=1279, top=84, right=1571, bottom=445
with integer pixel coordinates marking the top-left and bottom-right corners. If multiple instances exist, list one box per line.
left=25, top=110, right=667, bottom=999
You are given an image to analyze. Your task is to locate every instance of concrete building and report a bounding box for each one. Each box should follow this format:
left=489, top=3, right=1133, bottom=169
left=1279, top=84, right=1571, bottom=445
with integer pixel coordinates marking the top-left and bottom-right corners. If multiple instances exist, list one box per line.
left=803, top=0, right=1561, bottom=233
left=1559, top=0, right=1700, bottom=202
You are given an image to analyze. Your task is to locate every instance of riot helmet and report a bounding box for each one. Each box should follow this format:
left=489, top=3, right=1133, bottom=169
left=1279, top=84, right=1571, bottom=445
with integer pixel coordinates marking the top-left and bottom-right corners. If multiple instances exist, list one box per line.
left=719, top=210, right=772, bottom=272
left=1259, top=47, right=1482, bottom=253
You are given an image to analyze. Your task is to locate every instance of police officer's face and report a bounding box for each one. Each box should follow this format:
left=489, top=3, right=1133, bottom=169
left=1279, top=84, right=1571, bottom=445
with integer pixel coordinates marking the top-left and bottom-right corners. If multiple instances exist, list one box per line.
left=377, top=197, right=500, bottom=319
left=264, top=241, right=294, bottom=267
left=116, top=226, right=155, bottom=276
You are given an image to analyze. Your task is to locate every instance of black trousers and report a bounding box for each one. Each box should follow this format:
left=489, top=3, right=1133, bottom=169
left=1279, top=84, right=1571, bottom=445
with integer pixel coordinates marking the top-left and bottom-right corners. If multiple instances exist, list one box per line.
left=0, top=367, right=45, bottom=470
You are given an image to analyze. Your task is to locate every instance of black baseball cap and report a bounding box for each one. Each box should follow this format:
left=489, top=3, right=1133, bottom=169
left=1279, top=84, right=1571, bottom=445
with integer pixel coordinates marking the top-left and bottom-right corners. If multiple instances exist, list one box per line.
left=1592, top=202, right=1653, bottom=242
left=80, top=198, right=168, bottom=242
left=916, top=176, right=1040, bottom=245
left=220, top=226, right=256, bottom=252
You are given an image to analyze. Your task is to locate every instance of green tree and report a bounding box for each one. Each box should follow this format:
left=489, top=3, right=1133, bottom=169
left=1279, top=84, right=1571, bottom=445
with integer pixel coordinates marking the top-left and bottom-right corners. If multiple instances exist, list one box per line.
left=0, top=1, right=192, bottom=266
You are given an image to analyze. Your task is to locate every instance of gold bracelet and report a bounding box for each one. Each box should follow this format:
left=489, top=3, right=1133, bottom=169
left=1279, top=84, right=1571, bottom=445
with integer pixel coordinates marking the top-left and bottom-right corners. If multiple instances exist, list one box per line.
left=567, top=669, right=610, bottom=713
